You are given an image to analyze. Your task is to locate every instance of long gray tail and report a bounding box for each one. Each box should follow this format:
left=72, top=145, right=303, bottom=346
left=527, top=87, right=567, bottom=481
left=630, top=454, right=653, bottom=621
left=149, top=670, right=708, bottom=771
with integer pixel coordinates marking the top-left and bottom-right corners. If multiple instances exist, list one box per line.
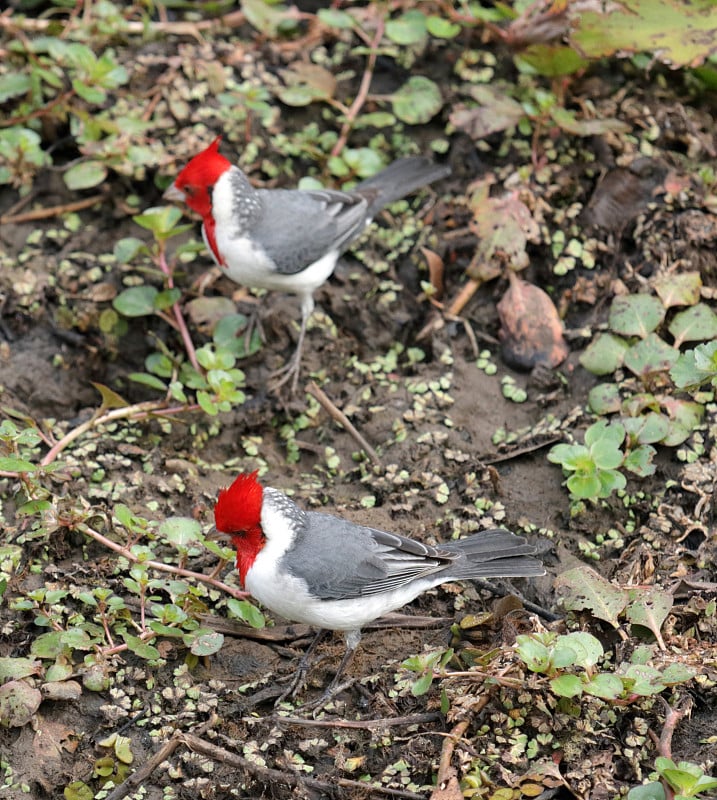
left=443, top=529, right=545, bottom=580
left=354, top=157, right=451, bottom=216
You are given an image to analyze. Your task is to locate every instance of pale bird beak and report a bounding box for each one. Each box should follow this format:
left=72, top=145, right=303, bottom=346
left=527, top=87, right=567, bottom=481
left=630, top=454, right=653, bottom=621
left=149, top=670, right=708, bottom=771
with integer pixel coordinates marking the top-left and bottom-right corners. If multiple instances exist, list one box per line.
left=163, top=182, right=185, bottom=203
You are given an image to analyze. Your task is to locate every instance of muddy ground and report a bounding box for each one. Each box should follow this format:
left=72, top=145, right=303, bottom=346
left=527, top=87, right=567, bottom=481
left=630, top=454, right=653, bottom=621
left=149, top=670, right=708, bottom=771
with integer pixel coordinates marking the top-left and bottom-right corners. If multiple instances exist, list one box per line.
left=1, top=7, right=717, bottom=800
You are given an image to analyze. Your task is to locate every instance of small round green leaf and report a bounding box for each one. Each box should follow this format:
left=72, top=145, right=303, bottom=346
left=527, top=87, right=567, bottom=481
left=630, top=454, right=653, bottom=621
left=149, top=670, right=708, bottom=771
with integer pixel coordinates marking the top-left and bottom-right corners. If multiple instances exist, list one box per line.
left=64, top=161, right=108, bottom=190
left=391, top=76, right=443, bottom=124
left=386, top=10, right=427, bottom=45
left=113, top=286, right=158, bottom=317
left=608, top=294, right=665, bottom=338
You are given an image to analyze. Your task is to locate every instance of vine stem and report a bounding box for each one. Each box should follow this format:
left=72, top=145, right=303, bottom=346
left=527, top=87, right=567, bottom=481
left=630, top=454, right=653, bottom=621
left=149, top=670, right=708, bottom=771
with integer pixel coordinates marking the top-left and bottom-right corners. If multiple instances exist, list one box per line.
left=40, top=399, right=198, bottom=466
left=331, top=14, right=385, bottom=157
left=75, top=522, right=248, bottom=601
left=157, top=247, right=201, bottom=372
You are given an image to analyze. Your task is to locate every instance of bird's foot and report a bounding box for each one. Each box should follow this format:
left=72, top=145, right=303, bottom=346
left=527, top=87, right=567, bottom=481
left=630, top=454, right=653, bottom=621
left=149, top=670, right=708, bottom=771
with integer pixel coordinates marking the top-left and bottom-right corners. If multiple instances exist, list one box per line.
left=305, top=677, right=357, bottom=717
left=267, top=352, right=302, bottom=396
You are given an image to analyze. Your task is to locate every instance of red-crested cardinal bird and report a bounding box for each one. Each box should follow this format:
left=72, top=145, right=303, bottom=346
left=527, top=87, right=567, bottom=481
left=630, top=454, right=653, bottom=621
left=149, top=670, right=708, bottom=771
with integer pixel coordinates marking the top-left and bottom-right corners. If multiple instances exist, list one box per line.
left=164, top=138, right=450, bottom=392
left=214, top=471, right=544, bottom=705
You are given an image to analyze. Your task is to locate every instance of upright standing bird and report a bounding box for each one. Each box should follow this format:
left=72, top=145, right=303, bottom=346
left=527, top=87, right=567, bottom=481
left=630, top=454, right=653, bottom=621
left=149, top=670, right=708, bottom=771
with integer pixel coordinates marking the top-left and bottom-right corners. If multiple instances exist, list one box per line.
left=164, top=138, right=450, bottom=392
left=214, top=471, right=544, bottom=706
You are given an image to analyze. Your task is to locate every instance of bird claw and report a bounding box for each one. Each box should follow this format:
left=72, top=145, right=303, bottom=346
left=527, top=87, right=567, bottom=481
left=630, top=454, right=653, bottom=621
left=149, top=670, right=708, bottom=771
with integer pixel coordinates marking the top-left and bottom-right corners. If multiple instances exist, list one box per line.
left=267, top=353, right=302, bottom=395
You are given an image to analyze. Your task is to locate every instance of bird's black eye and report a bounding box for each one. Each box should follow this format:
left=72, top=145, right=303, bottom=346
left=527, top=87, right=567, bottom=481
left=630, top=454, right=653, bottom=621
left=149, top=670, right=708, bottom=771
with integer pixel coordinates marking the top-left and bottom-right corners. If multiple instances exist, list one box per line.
left=185, top=185, right=195, bottom=196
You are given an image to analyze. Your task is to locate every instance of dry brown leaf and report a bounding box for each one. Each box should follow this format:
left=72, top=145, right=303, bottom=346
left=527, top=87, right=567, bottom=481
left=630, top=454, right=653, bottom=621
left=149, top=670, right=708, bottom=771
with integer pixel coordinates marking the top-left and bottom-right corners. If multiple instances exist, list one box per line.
left=497, top=272, right=568, bottom=369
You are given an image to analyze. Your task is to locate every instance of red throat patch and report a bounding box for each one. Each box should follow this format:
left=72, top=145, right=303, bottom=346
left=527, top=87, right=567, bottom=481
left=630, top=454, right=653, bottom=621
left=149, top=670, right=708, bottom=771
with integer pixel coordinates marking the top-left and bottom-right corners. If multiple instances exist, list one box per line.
left=214, top=471, right=265, bottom=586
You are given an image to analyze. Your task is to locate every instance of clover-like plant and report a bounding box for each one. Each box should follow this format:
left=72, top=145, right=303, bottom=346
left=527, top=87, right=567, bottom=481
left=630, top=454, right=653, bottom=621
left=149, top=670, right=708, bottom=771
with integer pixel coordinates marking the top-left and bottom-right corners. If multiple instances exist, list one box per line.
left=548, top=419, right=655, bottom=501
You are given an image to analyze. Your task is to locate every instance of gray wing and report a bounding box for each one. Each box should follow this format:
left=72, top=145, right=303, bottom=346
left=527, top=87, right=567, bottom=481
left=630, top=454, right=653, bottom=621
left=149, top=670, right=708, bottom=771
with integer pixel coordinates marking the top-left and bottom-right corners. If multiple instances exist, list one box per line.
left=284, top=512, right=457, bottom=600
left=251, top=188, right=370, bottom=275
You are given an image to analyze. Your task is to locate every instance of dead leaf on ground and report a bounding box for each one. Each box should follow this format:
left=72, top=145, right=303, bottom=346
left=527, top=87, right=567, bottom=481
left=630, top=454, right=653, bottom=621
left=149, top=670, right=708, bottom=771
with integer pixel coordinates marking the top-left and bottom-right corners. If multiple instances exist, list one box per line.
left=497, top=273, right=569, bottom=370
left=582, top=158, right=667, bottom=232
left=420, top=246, right=445, bottom=301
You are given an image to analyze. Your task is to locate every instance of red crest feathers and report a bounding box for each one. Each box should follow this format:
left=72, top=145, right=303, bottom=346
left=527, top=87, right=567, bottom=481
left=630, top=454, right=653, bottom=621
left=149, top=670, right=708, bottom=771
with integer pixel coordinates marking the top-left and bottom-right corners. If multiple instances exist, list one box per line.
left=173, top=137, right=232, bottom=216
left=214, top=471, right=264, bottom=534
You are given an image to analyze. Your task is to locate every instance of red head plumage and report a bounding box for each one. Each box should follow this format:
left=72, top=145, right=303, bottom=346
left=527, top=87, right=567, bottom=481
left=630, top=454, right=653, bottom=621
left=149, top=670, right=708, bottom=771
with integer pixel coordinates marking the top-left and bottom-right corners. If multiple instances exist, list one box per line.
left=172, top=136, right=232, bottom=218
left=214, top=471, right=265, bottom=585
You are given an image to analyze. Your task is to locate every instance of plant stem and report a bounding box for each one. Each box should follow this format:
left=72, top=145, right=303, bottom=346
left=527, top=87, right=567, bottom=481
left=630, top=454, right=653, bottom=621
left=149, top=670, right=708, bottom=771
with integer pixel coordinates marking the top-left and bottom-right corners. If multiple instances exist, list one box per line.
left=75, top=522, right=248, bottom=600
left=331, top=14, right=385, bottom=157
left=157, top=247, right=201, bottom=372
left=40, top=399, right=198, bottom=466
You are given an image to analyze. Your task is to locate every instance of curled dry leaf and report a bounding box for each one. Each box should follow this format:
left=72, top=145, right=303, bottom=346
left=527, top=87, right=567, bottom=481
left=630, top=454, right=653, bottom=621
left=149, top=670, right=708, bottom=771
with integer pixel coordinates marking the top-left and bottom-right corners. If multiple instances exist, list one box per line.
left=420, top=246, right=445, bottom=301
left=497, top=273, right=568, bottom=370
left=582, top=158, right=667, bottom=232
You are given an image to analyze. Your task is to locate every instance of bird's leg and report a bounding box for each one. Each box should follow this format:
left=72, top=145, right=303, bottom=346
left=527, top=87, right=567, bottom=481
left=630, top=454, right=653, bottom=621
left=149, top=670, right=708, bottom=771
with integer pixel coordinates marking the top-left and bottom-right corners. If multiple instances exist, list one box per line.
left=299, top=629, right=362, bottom=714
left=268, top=294, right=313, bottom=395
left=274, top=628, right=328, bottom=706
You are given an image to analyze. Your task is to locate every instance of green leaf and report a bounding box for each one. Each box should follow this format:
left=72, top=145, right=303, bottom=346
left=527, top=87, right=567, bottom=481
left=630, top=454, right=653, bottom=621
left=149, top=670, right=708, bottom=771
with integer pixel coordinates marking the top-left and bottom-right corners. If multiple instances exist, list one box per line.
left=317, top=8, right=354, bottom=29
left=626, top=587, right=673, bottom=642
left=549, top=674, right=583, bottom=697
left=583, top=673, right=624, bottom=699
left=128, top=373, right=168, bottom=391
left=64, top=161, right=108, bottom=190
left=426, top=15, right=461, bottom=38
left=123, top=634, right=160, bottom=661
left=113, top=286, right=158, bottom=317
left=114, top=237, right=145, bottom=264
left=554, top=567, right=627, bottom=628
left=0, top=658, right=41, bottom=682
left=0, top=680, right=42, bottom=727
left=213, top=313, right=263, bottom=359
left=158, top=517, right=202, bottom=549
left=580, top=333, right=630, bottom=375
left=608, top=294, right=665, bottom=338
left=0, top=72, right=32, bottom=102
left=197, top=390, right=218, bottom=416
left=0, top=457, right=36, bottom=472
left=154, top=288, right=182, bottom=311
left=227, top=599, right=266, bottom=629
left=566, top=470, right=602, bottom=499
left=186, top=629, right=224, bottom=656
left=622, top=664, right=667, bottom=695
left=622, top=413, right=670, bottom=445
left=133, top=205, right=183, bottom=237
left=622, top=444, right=657, bottom=476
left=571, top=0, right=717, bottom=69
left=588, top=383, right=622, bottom=414
left=596, top=468, right=627, bottom=497
left=410, top=671, right=435, bottom=696
left=668, top=302, right=717, bottom=347
left=64, top=780, right=95, bottom=800
left=516, top=44, right=588, bottom=77
left=560, top=632, right=604, bottom=669
left=515, top=635, right=551, bottom=673
left=623, top=333, right=679, bottom=377
left=30, top=631, right=68, bottom=659
left=627, top=781, right=665, bottom=800
left=585, top=418, right=625, bottom=451
left=654, top=271, right=702, bottom=308
left=390, top=76, right=443, bottom=125
left=385, top=10, right=427, bottom=45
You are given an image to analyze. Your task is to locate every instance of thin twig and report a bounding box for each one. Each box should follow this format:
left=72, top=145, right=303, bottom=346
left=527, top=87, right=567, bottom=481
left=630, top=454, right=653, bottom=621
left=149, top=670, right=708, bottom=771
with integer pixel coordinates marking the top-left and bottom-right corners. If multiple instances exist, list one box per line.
left=0, top=10, right=247, bottom=38
left=180, top=733, right=425, bottom=799
left=76, top=522, right=247, bottom=600
left=307, top=381, right=381, bottom=465
left=40, top=399, right=198, bottom=466
left=269, top=712, right=441, bottom=729
left=0, top=193, right=108, bottom=225
left=331, top=15, right=385, bottom=157
left=102, top=715, right=221, bottom=800
left=158, top=248, right=200, bottom=371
